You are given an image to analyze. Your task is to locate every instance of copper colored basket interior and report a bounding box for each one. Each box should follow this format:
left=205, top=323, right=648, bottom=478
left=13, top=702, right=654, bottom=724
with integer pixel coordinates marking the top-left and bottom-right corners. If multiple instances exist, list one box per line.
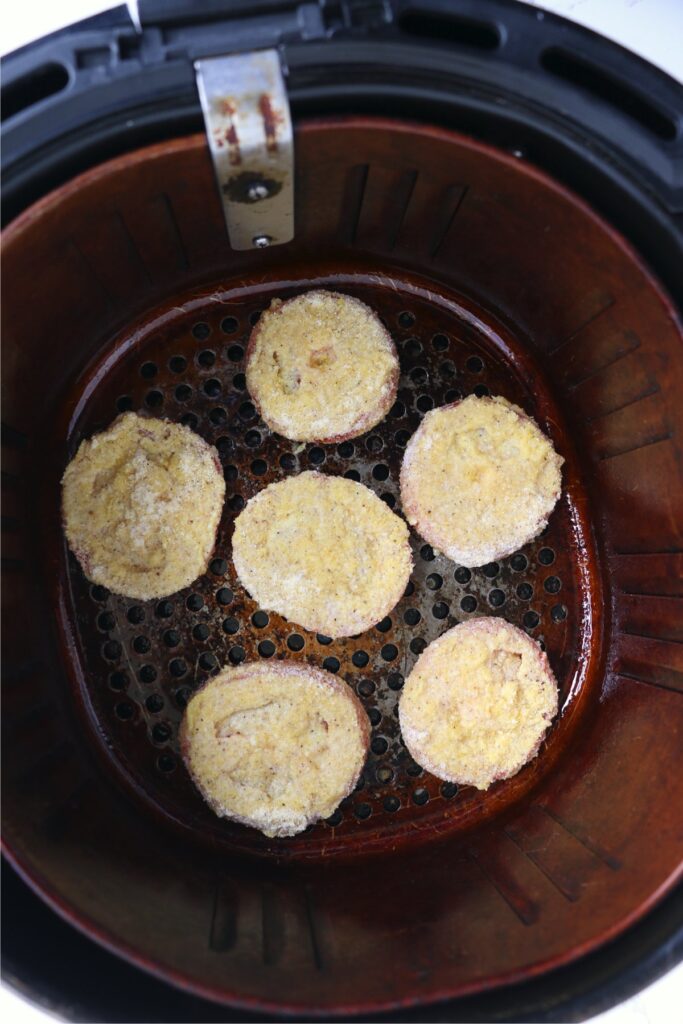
left=2, top=118, right=682, bottom=1015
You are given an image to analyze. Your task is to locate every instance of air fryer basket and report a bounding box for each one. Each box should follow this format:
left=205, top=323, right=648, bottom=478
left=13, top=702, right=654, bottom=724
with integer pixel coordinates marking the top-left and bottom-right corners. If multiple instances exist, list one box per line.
left=3, top=110, right=682, bottom=1014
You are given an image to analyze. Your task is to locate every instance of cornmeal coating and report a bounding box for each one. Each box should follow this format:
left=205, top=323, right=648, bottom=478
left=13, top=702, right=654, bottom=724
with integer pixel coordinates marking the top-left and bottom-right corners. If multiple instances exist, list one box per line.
left=399, top=618, right=558, bottom=790
left=400, top=395, right=563, bottom=566
left=233, top=471, right=413, bottom=637
left=246, top=290, right=399, bottom=442
left=180, top=662, right=370, bottom=837
left=62, top=412, right=225, bottom=600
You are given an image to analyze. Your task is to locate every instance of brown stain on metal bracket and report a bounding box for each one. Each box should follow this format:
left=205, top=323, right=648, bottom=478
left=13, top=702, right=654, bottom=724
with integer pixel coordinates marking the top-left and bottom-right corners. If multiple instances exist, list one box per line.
left=259, top=93, right=282, bottom=154
left=214, top=99, right=241, bottom=166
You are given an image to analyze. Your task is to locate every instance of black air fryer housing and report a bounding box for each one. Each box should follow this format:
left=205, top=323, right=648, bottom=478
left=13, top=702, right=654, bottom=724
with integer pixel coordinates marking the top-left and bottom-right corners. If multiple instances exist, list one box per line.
left=2, top=2, right=682, bottom=1021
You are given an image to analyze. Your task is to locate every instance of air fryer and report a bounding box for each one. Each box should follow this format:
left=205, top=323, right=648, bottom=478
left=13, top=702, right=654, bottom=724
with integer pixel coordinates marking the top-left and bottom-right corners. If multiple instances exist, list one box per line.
left=2, top=1, right=682, bottom=1020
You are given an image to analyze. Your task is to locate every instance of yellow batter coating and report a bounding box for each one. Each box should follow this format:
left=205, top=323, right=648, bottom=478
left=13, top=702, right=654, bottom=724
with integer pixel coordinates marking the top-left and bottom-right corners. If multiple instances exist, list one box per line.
left=61, top=412, right=225, bottom=600
left=232, top=471, right=413, bottom=637
left=399, top=618, right=558, bottom=790
left=245, top=290, right=399, bottom=442
left=400, top=395, right=563, bottom=566
left=180, top=662, right=370, bottom=837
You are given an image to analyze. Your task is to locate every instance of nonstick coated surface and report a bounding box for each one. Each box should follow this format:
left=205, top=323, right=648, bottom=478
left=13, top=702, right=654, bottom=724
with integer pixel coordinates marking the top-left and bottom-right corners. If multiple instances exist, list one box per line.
left=4, top=121, right=681, bottom=1012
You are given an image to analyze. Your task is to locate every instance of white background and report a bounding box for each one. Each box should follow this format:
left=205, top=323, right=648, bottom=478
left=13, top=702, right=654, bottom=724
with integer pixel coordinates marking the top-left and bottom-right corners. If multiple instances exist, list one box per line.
left=2, top=1, right=682, bottom=1021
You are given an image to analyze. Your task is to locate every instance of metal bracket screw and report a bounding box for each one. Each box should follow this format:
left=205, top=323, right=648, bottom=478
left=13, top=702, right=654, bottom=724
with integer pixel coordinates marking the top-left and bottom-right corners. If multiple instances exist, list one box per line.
left=247, top=183, right=271, bottom=201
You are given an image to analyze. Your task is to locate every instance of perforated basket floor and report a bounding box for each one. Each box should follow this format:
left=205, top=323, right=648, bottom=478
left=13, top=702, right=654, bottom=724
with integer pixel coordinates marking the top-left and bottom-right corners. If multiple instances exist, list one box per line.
left=61, top=268, right=598, bottom=857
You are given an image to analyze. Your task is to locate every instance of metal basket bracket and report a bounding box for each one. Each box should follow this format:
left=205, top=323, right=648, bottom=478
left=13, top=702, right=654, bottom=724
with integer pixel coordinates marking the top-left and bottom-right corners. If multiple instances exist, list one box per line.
left=195, top=49, right=294, bottom=250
